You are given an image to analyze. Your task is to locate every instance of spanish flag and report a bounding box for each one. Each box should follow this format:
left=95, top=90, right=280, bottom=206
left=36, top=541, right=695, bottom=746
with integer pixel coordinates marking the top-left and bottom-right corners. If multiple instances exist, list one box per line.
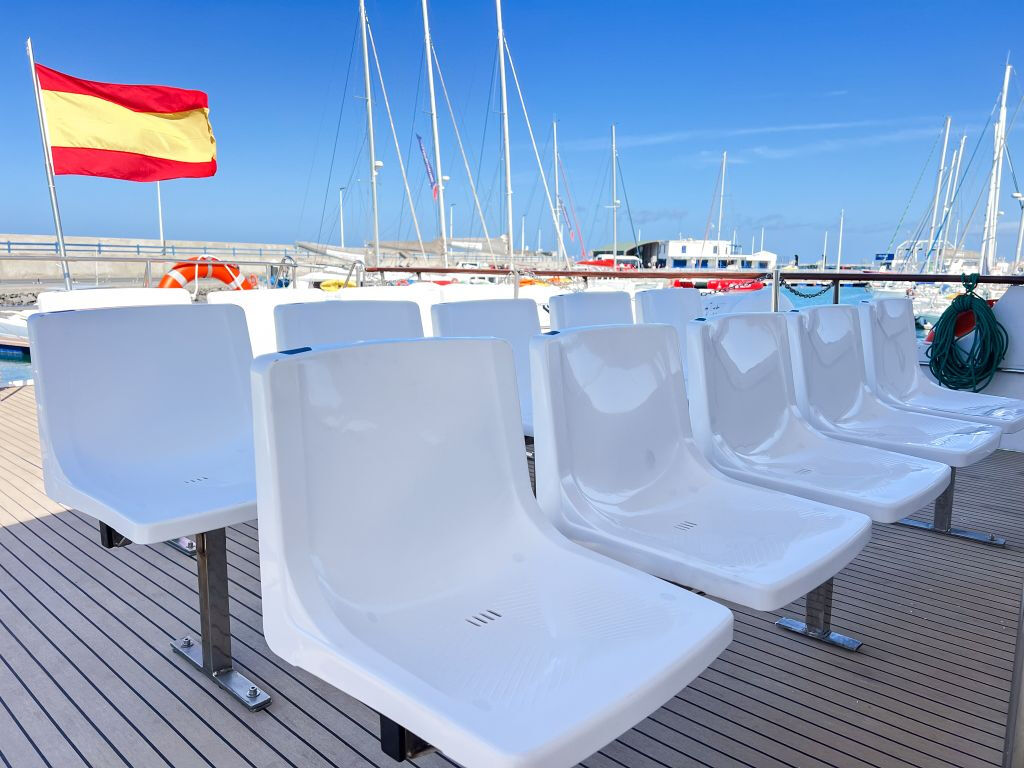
left=36, top=63, right=217, bottom=182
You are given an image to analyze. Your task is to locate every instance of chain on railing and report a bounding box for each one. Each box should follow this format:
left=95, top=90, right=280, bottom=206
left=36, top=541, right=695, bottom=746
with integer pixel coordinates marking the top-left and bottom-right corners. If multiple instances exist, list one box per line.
left=779, top=277, right=835, bottom=299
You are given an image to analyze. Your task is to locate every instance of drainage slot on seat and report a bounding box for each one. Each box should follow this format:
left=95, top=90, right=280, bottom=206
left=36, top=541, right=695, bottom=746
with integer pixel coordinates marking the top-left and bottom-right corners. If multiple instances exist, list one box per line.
left=466, top=610, right=503, bottom=627
left=673, top=521, right=698, bottom=532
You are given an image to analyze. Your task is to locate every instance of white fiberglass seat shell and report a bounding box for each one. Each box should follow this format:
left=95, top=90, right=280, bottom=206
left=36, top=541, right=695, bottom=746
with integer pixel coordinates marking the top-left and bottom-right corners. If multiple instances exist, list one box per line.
left=635, top=288, right=704, bottom=374
left=29, top=305, right=255, bottom=544
left=208, top=288, right=328, bottom=356
left=686, top=312, right=950, bottom=523
left=251, top=338, right=732, bottom=768
left=549, top=290, right=633, bottom=330
left=531, top=324, right=870, bottom=610
left=431, top=299, right=540, bottom=435
left=788, top=305, right=1001, bottom=467
left=701, top=289, right=793, bottom=317
left=859, top=298, right=1024, bottom=433
left=37, top=287, right=191, bottom=311
left=275, top=300, right=422, bottom=351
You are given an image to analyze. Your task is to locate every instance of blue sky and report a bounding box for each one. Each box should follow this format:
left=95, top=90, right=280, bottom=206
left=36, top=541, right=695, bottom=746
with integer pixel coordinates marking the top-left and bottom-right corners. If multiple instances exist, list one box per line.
left=2, top=0, right=1024, bottom=264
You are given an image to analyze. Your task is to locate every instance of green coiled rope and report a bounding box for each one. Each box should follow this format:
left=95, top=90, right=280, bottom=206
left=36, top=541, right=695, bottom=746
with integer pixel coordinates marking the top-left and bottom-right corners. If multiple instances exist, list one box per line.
left=926, top=273, right=1009, bottom=392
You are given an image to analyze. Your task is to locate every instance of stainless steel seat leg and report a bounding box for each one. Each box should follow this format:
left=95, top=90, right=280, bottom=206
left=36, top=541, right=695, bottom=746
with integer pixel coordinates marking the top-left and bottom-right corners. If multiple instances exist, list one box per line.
left=380, top=714, right=434, bottom=761
left=171, top=528, right=271, bottom=711
left=776, top=578, right=862, bottom=651
left=896, top=468, right=1006, bottom=546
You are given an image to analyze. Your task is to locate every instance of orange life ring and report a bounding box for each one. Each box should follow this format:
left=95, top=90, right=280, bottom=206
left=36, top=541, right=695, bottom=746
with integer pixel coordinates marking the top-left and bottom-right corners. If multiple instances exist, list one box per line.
left=158, top=257, right=257, bottom=291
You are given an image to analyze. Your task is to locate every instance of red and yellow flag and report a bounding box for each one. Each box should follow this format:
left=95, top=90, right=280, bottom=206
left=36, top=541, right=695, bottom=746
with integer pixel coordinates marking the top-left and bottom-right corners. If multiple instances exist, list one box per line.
left=35, top=64, right=217, bottom=182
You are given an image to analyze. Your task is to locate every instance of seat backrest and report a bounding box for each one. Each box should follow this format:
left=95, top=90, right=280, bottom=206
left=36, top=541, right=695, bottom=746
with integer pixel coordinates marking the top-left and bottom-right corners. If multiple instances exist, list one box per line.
left=432, top=299, right=540, bottom=426
left=786, top=305, right=869, bottom=422
left=701, top=289, right=793, bottom=317
left=858, top=298, right=920, bottom=399
left=331, top=283, right=443, bottom=335
left=251, top=338, right=539, bottom=608
left=993, top=285, right=1024, bottom=370
left=531, top=324, right=692, bottom=515
left=686, top=312, right=799, bottom=453
left=275, top=300, right=422, bottom=351
left=37, top=287, right=191, bottom=312
left=548, top=291, right=633, bottom=330
left=29, top=305, right=252, bottom=484
left=635, top=288, right=703, bottom=368
left=207, top=288, right=328, bottom=356
left=438, top=283, right=512, bottom=303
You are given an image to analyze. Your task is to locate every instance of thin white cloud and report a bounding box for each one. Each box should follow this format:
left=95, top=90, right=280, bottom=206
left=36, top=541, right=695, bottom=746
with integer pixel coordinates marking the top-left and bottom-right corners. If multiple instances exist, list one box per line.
left=562, top=117, right=931, bottom=152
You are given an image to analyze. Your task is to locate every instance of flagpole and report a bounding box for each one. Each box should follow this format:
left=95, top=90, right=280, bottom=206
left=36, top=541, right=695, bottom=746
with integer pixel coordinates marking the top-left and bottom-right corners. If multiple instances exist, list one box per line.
left=26, top=38, right=71, bottom=290
left=152, top=181, right=165, bottom=287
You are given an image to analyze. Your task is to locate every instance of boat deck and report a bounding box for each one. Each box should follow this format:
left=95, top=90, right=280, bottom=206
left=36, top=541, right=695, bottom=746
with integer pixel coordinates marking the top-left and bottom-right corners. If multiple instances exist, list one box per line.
left=0, top=383, right=1021, bottom=768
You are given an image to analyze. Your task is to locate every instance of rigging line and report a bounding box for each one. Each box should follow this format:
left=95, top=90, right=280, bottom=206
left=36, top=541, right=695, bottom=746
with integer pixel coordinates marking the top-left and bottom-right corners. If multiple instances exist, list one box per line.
left=470, top=46, right=499, bottom=239
left=616, top=154, right=640, bottom=254
left=314, top=21, right=360, bottom=246
left=431, top=41, right=497, bottom=263
left=295, top=28, right=353, bottom=242
left=367, top=21, right=425, bottom=257
left=585, top=153, right=610, bottom=249
left=522, top=126, right=551, bottom=221
left=887, top=123, right=943, bottom=261
left=500, top=34, right=571, bottom=270
left=397, top=45, right=426, bottom=244
left=559, top=154, right=588, bottom=260
left=322, top=128, right=367, bottom=246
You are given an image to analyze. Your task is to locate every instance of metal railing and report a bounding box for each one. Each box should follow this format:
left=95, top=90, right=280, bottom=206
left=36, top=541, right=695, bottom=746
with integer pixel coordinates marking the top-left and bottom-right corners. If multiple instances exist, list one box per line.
left=2, top=239, right=303, bottom=260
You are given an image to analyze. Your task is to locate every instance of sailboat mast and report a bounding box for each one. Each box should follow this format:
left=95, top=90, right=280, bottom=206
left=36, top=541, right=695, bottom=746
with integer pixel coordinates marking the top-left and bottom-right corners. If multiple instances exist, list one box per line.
left=495, top=0, right=515, bottom=267
left=359, top=0, right=380, bottom=267
left=553, top=120, right=561, bottom=259
left=717, top=151, right=727, bottom=252
left=421, top=0, right=449, bottom=266
left=611, top=123, right=618, bottom=257
left=982, top=62, right=1012, bottom=274
left=925, top=115, right=951, bottom=270
left=836, top=209, right=845, bottom=271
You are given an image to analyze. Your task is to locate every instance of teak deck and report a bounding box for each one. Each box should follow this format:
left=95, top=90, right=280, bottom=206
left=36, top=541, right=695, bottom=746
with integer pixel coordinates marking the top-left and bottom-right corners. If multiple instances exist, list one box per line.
left=0, top=383, right=1020, bottom=768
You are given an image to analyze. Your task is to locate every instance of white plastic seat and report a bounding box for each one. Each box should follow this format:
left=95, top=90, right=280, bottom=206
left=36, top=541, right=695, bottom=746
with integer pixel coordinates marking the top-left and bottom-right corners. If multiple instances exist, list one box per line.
left=439, top=283, right=512, bottom=302
left=208, top=288, right=328, bottom=356
left=701, top=289, right=793, bottom=317
left=531, top=323, right=871, bottom=621
left=635, top=288, right=704, bottom=376
left=431, top=299, right=540, bottom=435
left=37, top=286, right=191, bottom=311
left=251, top=337, right=732, bottom=768
left=787, top=305, right=1001, bottom=467
left=686, top=312, right=950, bottom=523
left=549, top=290, right=633, bottom=330
left=859, top=298, right=1024, bottom=433
left=275, top=300, right=423, bottom=351
left=29, top=304, right=269, bottom=710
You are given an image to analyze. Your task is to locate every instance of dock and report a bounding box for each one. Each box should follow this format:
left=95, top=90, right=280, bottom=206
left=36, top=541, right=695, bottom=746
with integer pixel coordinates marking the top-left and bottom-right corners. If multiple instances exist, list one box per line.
left=0, top=382, right=1020, bottom=767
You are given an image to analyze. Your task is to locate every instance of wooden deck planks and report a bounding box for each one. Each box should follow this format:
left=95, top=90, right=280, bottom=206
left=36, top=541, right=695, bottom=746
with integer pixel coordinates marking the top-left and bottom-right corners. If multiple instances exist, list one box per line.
left=0, top=383, right=1021, bottom=768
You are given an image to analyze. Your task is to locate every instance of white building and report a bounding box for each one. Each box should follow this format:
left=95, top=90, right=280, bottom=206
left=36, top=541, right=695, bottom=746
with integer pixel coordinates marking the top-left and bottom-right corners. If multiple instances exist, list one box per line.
left=655, top=239, right=778, bottom=271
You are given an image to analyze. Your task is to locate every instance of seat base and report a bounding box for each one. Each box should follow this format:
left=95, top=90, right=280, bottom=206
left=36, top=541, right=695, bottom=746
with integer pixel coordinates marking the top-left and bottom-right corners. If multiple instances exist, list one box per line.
left=894, top=468, right=1006, bottom=546
left=172, top=637, right=271, bottom=711
left=894, top=517, right=1007, bottom=547
left=379, top=715, right=435, bottom=761
left=775, top=579, right=862, bottom=652
left=775, top=618, right=863, bottom=651
left=166, top=536, right=197, bottom=556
